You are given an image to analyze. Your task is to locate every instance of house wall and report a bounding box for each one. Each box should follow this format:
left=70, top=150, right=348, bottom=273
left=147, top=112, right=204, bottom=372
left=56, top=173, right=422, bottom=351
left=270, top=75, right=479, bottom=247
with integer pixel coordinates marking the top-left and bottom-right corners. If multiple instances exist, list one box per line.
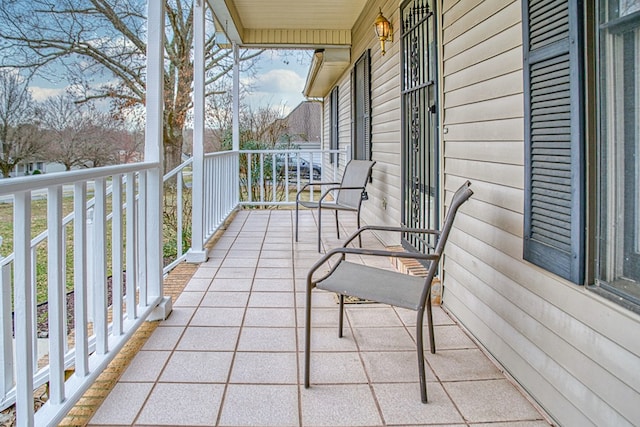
left=321, top=0, right=404, bottom=238
left=439, top=1, right=640, bottom=426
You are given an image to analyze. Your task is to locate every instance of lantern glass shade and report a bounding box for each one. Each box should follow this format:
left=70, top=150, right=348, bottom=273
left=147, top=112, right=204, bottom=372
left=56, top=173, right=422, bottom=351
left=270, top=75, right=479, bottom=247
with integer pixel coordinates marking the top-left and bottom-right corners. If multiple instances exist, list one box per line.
left=374, top=9, right=392, bottom=55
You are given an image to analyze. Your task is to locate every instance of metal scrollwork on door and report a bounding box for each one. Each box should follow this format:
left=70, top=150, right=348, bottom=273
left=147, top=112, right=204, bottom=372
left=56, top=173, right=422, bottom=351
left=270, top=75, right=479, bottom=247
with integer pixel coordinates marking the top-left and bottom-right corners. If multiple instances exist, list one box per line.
left=401, top=0, right=438, bottom=254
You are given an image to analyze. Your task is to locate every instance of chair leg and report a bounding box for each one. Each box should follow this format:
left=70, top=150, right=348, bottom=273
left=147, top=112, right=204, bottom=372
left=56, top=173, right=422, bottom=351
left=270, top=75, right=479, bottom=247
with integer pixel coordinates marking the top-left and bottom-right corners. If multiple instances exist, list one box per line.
left=334, top=211, right=340, bottom=239
left=338, top=294, right=344, bottom=338
left=416, top=311, right=428, bottom=403
left=317, top=206, right=322, bottom=252
left=356, top=211, right=362, bottom=247
left=295, top=202, right=299, bottom=242
left=304, top=287, right=313, bottom=388
left=426, top=290, right=436, bottom=353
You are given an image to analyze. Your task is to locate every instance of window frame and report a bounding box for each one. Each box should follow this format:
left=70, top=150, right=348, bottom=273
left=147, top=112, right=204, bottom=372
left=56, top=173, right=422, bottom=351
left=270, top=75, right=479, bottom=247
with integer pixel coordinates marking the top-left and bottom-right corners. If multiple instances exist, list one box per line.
left=351, top=50, right=371, bottom=161
left=329, top=86, right=339, bottom=164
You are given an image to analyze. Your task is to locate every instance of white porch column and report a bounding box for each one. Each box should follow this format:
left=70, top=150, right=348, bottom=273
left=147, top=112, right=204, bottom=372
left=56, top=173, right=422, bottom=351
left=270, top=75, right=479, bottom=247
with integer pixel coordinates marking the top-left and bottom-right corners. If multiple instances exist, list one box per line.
left=145, top=0, right=171, bottom=320
left=187, top=0, right=207, bottom=262
left=232, top=42, right=240, bottom=152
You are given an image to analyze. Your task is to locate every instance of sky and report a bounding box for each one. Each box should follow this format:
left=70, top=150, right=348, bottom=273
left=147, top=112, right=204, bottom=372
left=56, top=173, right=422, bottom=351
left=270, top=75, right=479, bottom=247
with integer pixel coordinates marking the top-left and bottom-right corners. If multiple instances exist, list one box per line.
left=29, top=49, right=313, bottom=117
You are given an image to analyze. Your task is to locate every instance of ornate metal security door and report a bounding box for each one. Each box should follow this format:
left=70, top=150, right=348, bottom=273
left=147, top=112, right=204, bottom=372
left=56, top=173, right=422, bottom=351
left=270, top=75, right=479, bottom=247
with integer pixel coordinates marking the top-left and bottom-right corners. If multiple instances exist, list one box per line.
left=401, top=0, right=438, bottom=253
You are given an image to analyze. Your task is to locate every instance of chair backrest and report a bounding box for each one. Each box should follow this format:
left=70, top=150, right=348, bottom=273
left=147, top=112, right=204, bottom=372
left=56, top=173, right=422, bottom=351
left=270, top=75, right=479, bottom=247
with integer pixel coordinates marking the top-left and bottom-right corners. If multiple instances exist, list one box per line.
left=418, top=180, right=473, bottom=309
left=335, top=160, right=376, bottom=208
left=434, top=180, right=473, bottom=255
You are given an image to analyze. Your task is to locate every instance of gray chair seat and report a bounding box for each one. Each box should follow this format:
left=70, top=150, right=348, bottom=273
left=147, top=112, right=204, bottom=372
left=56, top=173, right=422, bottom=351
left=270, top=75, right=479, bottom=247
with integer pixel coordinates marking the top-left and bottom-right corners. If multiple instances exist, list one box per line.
left=316, top=261, right=424, bottom=311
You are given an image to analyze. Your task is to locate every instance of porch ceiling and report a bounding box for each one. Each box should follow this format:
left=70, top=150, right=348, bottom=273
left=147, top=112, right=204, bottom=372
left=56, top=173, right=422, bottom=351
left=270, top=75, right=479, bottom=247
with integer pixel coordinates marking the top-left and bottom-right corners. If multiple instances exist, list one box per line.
left=208, top=0, right=368, bottom=48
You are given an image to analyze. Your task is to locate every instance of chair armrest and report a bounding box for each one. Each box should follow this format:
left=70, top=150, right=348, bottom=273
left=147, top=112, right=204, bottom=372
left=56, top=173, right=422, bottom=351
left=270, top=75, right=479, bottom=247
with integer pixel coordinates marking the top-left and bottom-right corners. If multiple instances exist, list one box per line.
left=306, top=246, right=439, bottom=288
left=296, top=182, right=341, bottom=201
left=317, top=185, right=366, bottom=205
left=342, top=225, right=440, bottom=247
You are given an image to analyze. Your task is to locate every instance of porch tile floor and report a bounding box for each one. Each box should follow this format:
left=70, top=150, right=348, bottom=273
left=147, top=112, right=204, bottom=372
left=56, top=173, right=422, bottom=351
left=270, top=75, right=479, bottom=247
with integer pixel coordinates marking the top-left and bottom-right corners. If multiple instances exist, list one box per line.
left=87, top=209, right=551, bottom=427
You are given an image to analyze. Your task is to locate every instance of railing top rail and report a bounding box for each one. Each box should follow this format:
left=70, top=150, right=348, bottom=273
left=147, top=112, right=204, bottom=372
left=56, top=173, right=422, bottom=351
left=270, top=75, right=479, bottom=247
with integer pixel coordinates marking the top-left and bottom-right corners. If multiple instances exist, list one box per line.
left=204, top=150, right=239, bottom=159
left=236, top=148, right=343, bottom=154
left=164, top=158, right=193, bottom=181
left=0, top=161, right=159, bottom=195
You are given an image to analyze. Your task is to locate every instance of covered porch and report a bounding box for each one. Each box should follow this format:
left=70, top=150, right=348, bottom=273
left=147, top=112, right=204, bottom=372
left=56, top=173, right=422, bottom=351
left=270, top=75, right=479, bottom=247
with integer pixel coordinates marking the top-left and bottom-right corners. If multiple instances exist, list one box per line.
left=78, top=209, right=549, bottom=426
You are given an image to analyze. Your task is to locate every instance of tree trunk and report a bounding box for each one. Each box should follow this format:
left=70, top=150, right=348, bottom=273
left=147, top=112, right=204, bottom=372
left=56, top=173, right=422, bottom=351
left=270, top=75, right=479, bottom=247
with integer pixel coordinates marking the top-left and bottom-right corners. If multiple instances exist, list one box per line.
left=163, top=126, right=183, bottom=174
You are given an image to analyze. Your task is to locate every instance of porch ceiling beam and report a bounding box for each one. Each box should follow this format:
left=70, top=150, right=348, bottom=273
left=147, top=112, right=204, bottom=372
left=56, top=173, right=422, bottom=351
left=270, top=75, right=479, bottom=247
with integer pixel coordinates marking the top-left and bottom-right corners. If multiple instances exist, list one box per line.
left=208, top=0, right=244, bottom=44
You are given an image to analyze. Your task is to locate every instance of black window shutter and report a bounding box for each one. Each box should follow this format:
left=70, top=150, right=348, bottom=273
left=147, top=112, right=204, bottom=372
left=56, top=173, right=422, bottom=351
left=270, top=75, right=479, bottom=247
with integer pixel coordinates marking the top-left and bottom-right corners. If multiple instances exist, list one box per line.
left=522, top=0, right=585, bottom=284
left=352, top=50, right=372, bottom=160
left=330, top=87, right=339, bottom=164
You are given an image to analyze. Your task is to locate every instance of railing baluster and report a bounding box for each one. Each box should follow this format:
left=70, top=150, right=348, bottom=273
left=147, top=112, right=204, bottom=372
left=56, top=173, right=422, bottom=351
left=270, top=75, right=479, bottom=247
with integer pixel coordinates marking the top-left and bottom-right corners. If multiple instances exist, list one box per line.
left=74, top=182, right=89, bottom=377
left=0, top=240, right=13, bottom=401
left=125, top=172, right=137, bottom=321
left=137, top=172, right=148, bottom=307
left=47, top=185, right=65, bottom=405
left=112, top=175, right=124, bottom=336
left=177, top=171, right=183, bottom=258
left=93, top=178, right=108, bottom=355
left=14, top=190, right=34, bottom=427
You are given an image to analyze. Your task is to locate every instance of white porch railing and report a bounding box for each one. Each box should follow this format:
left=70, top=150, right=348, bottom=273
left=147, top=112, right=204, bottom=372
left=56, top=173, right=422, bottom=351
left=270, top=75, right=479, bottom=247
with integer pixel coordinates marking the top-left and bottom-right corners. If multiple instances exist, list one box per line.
left=0, top=162, right=164, bottom=426
left=238, top=148, right=348, bottom=207
left=0, top=147, right=347, bottom=425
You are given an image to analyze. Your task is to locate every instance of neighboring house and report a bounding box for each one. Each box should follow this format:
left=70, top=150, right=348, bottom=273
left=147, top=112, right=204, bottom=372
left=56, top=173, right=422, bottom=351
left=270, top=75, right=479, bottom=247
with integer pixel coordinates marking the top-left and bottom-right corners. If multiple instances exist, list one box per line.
left=214, top=0, right=639, bottom=425
left=276, top=100, right=322, bottom=143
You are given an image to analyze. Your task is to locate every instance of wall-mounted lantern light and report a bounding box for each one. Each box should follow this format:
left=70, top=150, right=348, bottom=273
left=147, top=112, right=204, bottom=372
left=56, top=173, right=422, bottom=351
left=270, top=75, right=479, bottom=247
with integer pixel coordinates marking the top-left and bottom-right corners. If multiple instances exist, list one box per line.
left=374, top=8, right=393, bottom=55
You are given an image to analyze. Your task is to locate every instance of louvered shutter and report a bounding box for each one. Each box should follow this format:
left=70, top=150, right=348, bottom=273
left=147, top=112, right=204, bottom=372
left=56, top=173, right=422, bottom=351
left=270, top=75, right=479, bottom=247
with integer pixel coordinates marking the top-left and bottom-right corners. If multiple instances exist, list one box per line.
left=352, top=50, right=371, bottom=160
left=330, top=87, right=339, bottom=164
left=522, top=0, right=585, bottom=284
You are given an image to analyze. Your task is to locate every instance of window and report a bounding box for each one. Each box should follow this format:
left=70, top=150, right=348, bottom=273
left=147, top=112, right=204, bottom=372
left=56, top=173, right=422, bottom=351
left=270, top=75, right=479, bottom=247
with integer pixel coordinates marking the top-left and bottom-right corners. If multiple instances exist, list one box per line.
left=352, top=50, right=371, bottom=160
left=329, top=87, right=339, bottom=164
left=522, top=0, right=586, bottom=284
left=594, top=0, right=640, bottom=308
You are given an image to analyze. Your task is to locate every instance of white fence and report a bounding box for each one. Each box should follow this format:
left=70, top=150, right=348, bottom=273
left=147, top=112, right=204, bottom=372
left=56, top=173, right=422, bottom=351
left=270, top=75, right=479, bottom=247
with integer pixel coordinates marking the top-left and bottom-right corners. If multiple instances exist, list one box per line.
left=0, top=162, right=164, bottom=426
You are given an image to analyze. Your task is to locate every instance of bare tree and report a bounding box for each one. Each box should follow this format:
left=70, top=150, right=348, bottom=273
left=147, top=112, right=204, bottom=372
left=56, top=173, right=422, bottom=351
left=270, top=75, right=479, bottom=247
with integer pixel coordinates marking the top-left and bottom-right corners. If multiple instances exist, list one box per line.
left=0, top=69, right=43, bottom=177
left=0, top=0, right=262, bottom=172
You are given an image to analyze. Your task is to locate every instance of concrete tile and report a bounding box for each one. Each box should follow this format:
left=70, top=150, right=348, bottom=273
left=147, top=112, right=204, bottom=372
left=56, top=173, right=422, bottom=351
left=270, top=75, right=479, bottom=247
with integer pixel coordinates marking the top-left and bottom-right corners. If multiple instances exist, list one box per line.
left=160, top=306, right=195, bottom=326
left=136, top=383, right=224, bottom=425
left=429, top=324, right=476, bottom=350
left=230, top=352, right=297, bottom=384
left=191, top=266, right=218, bottom=279
left=296, top=307, right=340, bottom=328
left=374, top=382, right=464, bottom=425
left=300, top=384, right=382, bottom=426
left=160, top=351, right=233, bottom=383
left=177, top=327, right=239, bottom=351
left=183, top=277, right=213, bottom=291
left=142, top=326, right=184, bottom=351
left=209, top=277, right=253, bottom=292
left=300, top=327, right=358, bottom=352
left=226, top=249, right=261, bottom=259
left=258, top=258, right=293, bottom=269
left=428, top=349, right=503, bottom=382
left=200, top=291, right=250, bottom=307
left=445, top=379, right=544, bottom=423
left=303, top=352, right=368, bottom=384
left=173, top=291, right=205, bottom=307
left=237, top=327, right=297, bottom=352
left=219, top=384, right=299, bottom=426
left=352, top=327, right=416, bottom=351
left=360, top=351, right=436, bottom=383
left=221, top=257, right=259, bottom=268
left=215, top=267, right=256, bottom=279
left=190, top=307, right=245, bottom=327
left=254, top=267, right=294, bottom=279
left=244, top=307, right=296, bottom=327
left=88, top=382, right=152, bottom=425
left=248, top=291, right=295, bottom=308
left=471, top=422, right=551, bottom=427
left=252, top=278, right=295, bottom=292
left=201, top=257, right=223, bottom=268
left=120, top=350, right=170, bottom=382
left=259, top=250, right=294, bottom=259
left=346, top=306, right=404, bottom=327
left=299, top=290, right=339, bottom=308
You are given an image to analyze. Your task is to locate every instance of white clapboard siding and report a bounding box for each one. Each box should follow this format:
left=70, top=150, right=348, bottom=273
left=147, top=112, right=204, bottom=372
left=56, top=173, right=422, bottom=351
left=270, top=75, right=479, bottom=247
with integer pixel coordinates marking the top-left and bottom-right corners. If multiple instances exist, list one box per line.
left=441, top=1, right=640, bottom=426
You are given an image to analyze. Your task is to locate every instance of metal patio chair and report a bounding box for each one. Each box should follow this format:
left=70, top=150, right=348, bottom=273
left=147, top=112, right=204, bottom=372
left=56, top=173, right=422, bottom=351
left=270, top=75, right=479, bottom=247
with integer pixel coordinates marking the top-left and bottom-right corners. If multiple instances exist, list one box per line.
left=304, top=180, right=473, bottom=403
left=295, top=159, right=376, bottom=252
